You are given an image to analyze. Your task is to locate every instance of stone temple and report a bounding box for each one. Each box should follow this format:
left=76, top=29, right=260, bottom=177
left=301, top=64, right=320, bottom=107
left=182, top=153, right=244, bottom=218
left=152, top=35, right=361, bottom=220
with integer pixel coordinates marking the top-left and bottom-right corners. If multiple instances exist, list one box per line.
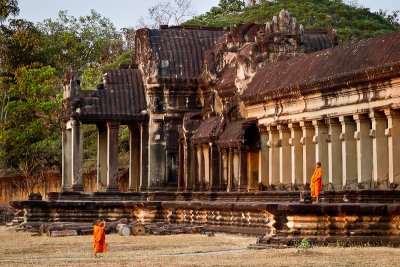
left=14, top=10, right=400, bottom=246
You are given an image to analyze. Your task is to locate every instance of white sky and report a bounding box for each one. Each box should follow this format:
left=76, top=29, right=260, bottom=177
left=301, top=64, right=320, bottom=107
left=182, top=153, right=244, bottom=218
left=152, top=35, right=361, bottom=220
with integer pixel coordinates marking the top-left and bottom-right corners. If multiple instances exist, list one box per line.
left=16, top=0, right=400, bottom=30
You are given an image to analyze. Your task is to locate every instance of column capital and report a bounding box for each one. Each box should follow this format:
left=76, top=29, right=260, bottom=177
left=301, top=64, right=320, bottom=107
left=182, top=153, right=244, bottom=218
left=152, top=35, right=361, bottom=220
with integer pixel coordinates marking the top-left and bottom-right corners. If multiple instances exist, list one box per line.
left=384, top=108, right=400, bottom=118
left=258, top=125, right=269, bottom=134
left=277, top=124, right=289, bottom=132
left=267, top=125, right=278, bottom=132
left=353, top=113, right=369, bottom=122
left=312, top=119, right=327, bottom=127
left=369, top=110, right=386, bottom=120
left=288, top=122, right=301, bottom=130
left=339, top=116, right=355, bottom=124
left=71, top=119, right=82, bottom=127
left=326, top=117, right=340, bottom=125
left=299, top=121, right=313, bottom=128
left=107, top=121, right=120, bottom=129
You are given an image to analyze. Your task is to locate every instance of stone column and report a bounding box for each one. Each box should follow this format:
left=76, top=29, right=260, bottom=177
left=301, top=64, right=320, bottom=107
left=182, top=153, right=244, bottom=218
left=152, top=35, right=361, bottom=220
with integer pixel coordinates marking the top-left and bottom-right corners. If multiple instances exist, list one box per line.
left=196, top=144, right=204, bottom=191
left=288, top=123, right=302, bottom=187
left=300, top=121, right=315, bottom=186
left=183, top=136, right=192, bottom=190
left=312, top=119, right=329, bottom=187
left=139, top=123, right=149, bottom=191
left=62, top=125, right=72, bottom=191
left=128, top=124, right=140, bottom=192
left=385, top=108, right=400, bottom=184
left=267, top=126, right=279, bottom=187
left=278, top=124, right=291, bottom=187
left=220, top=149, right=228, bottom=191
left=259, top=126, right=269, bottom=190
left=238, top=145, right=248, bottom=191
left=228, top=148, right=234, bottom=191
left=209, top=142, right=220, bottom=191
left=327, top=118, right=342, bottom=189
left=353, top=114, right=373, bottom=187
left=107, top=122, right=119, bottom=192
left=203, top=144, right=210, bottom=190
left=71, top=120, right=83, bottom=191
left=339, top=116, right=357, bottom=188
left=369, top=111, right=388, bottom=187
left=97, top=123, right=108, bottom=191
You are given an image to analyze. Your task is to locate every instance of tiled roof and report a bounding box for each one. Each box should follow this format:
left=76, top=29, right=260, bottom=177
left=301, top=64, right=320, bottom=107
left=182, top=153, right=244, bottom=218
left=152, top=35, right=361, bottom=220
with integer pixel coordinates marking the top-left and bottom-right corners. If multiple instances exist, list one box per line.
left=137, top=26, right=226, bottom=81
left=67, top=68, right=147, bottom=123
left=217, top=119, right=257, bottom=148
left=192, top=116, right=223, bottom=143
left=243, top=31, right=400, bottom=104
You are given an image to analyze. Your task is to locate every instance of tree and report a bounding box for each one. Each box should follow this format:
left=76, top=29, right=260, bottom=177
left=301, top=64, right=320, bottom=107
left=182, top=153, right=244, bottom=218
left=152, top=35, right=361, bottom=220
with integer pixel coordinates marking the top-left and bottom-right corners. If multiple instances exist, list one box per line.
left=140, top=0, right=195, bottom=28
left=0, top=0, right=19, bottom=24
left=186, top=0, right=399, bottom=44
left=0, top=66, right=61, bottom=170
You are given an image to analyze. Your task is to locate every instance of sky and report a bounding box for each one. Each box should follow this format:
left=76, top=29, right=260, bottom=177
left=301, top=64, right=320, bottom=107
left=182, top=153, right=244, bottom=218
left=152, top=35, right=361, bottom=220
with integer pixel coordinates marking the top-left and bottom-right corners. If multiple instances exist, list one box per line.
left=16, top=0, right=400, bottom=31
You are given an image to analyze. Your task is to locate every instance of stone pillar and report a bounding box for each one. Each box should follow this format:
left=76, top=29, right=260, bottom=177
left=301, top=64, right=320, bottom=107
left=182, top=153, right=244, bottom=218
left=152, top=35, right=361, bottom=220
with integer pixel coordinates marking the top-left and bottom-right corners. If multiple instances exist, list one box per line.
left=209, top=142, right=220, bottom=191
left=300, top=121, right=315, bottom=186
left=107, top=122, right=119, bottom=192
left=128, top=124, right=140, bottom=192
left=139, top=123, right=149, bottom=191
left=220, top=149, right=228, bottom=191
left=312, top=119, right=328, bottom=187
left=339, top=116, right=357, bottom=188
left=369, top=111, right=388, bottom=187
left=259, top=126, right=269, bottom=190
left=196, top=144, right=204, bottom=191
left=267, top=126, right=279, bottom=187
left=238, top=145, right=248, bottom=191
left=327, top=118, right=342, bottom=189
left=183, top=137, right=192, bottom=190
left=62, top=125, right=72, bottom=191
left=177, top=139, right=184, bottom=191
left=71, top=120, right=83, bottom=191
left=278, top=124, right=291, bottom=187
left=353, top=114, right=373, bottom=187
left=228, top=147, right=235, bottom=191
left=97, top=123, right=108, bottom=191
left=288, top=123, right=302, bottom=187
left=385, top=108, right=400, bottom=184
left=203, top=144, right=210, bottom=190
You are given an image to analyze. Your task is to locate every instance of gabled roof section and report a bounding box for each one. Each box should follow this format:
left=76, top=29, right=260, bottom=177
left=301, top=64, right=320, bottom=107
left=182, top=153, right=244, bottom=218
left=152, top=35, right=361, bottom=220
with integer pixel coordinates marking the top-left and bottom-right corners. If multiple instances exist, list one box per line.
left=242, top=31, right=400, bottom=104
left=192, top=116, right=223, bottom=144
left=135, top=26, right=226, bottom=83
left=217, top=118, right=257, bottom=148
left=62, top=68, right=147, bottom=123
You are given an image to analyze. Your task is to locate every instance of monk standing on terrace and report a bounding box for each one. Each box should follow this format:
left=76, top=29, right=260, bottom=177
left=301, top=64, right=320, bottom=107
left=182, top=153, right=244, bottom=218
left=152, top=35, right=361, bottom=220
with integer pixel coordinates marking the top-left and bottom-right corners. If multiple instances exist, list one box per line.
left=310, top=162, right=323, bottom=204
left=93, top=220, right=106, bottom=257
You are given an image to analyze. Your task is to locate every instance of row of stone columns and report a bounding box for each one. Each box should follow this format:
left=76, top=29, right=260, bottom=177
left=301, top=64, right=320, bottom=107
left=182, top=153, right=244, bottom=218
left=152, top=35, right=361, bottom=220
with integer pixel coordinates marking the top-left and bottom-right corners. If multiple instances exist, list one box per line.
left=62, top=120, right=149, bottom=192
left=259, top=109, right=400, bottom=189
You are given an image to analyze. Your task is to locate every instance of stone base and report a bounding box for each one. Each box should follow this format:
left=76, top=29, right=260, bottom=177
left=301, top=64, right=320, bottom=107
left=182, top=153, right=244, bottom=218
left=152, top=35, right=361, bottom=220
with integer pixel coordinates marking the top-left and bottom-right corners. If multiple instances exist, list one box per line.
left=11, top=190, right=400, bottom=247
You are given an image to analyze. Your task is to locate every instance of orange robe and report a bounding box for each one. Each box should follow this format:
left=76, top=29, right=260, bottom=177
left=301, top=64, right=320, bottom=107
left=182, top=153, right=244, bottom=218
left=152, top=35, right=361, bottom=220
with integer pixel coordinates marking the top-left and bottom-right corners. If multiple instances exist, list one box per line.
left=93, top=224, right=106, bottom=254
left=310, top=166, right=322, bottom=197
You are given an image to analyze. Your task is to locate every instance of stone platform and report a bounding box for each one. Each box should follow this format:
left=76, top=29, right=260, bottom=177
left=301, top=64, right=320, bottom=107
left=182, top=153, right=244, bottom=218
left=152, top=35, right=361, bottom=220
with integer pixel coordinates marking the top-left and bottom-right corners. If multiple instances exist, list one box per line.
left=11, top=190, right=400, bottom=246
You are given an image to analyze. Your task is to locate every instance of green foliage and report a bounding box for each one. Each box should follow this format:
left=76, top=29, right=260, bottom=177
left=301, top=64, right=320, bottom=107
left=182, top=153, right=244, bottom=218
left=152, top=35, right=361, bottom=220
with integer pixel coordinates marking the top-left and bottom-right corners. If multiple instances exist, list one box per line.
left=0, top=0, right=19, bottom=24
left=37, top=10, right=124, bottom=76
left=0, top=66, right=61, bottom=169
left=0, top=7, right=131, bottom=171
left=185, top=0, right=399, bottom=43
left=298, top=238, right=312, bottom=249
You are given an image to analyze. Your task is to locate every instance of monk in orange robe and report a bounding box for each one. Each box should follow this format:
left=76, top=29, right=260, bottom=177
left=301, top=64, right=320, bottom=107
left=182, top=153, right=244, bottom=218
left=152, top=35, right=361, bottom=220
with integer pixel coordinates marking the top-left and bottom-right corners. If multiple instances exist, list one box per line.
left=310, top=162, right=323, bottom=204
left=93, top=220, right=106, bottom=257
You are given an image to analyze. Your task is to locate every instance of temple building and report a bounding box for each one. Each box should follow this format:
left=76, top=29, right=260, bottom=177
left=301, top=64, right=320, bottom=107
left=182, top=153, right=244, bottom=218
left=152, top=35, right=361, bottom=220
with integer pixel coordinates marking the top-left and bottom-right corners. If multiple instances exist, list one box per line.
left=61, top=10, right=400, bottom=194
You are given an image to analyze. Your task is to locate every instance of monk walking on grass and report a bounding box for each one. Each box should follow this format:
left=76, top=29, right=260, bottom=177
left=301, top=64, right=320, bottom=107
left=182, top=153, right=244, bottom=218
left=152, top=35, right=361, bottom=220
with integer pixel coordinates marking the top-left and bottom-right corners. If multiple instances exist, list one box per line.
left=310, top=162, right=323, bottom=204
left=93, top=220, right=106, bottom=257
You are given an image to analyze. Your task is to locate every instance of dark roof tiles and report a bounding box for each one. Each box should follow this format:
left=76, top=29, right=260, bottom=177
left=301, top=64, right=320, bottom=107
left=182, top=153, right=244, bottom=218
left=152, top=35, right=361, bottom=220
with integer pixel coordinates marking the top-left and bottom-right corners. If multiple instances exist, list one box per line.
left=243, top=31, right=400, bottom=104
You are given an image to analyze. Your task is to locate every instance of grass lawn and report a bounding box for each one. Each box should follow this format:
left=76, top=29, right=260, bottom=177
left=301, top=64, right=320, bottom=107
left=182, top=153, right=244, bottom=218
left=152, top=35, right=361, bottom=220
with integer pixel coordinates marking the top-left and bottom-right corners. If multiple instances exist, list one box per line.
left=0, top=227, right=399, bottom=266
